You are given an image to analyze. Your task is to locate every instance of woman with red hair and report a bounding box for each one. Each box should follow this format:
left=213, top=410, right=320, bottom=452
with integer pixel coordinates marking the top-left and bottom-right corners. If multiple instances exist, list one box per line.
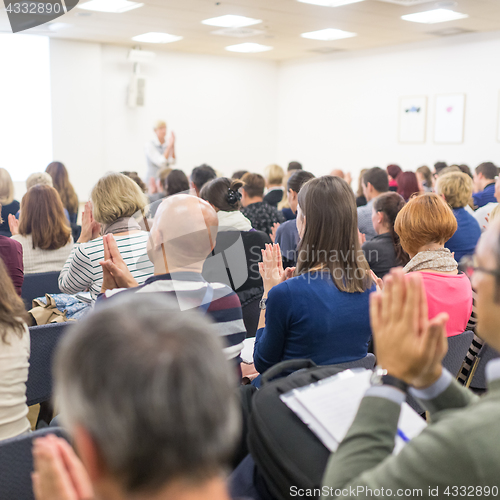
left=386, top=164, right=402, bottom=192
left=397, top=171, right=421, bottom=201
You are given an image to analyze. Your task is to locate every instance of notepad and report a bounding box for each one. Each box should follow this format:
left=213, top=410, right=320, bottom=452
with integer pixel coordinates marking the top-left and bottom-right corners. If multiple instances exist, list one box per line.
left=281, top=369, right=427, bottom=454
left=75, top=292, right=92, bottom=304
left=241, top=337, right=256, bottom=364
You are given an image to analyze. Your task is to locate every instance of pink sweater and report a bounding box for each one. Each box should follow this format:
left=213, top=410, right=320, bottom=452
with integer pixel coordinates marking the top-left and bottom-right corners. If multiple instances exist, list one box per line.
left=419, top=272, right=473, bottom=338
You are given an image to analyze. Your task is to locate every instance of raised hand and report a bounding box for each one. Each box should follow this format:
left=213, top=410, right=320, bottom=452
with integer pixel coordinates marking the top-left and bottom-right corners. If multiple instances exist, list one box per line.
left=259, top=243, right=292, bottom=294
left=8, top=213, right=19, bottom=235
left=99, top=234, right=138, bottom=290
left=78, top=202, right=101, bottom=244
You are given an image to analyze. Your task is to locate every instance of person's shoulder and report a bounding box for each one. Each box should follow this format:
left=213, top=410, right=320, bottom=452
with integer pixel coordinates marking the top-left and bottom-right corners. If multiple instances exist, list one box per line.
left=0, top=234, right=22, bottom=250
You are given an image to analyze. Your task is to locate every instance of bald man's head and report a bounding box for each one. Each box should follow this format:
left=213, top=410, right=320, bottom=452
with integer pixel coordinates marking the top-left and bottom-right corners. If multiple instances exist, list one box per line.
left=330, top=169, right=345, bottom=179
left=148, top=195, right=218, bottom=273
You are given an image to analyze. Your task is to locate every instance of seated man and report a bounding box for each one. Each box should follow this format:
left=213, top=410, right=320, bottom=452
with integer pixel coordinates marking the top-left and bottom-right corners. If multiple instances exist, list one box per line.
left=99, top=194, right=246, bottom=364
left=32, top=294, right=240, bottom=500
left=473, top=162, right=498, bottom=209
left=322, top=221, right=500, bottom=497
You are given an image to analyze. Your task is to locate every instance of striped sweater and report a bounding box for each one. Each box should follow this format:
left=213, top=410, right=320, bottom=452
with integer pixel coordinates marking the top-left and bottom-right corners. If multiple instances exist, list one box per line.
left=99, top=272, right=246, bottom=361
left=58, top=232, right=154, bottom=301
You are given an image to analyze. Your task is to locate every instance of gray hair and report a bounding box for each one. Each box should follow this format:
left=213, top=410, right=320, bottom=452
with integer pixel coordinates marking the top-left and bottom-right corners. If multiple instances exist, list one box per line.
left=26, top=172, right=53, bottom=191
left=54, top=294, right=241, bottom=493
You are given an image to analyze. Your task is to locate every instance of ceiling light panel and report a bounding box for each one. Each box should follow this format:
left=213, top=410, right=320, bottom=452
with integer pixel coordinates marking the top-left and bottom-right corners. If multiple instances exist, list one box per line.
left=301, top=28, right=357, bottom=40
left=298, top=0, right=364, bottom=6
left=77, top=0, right=144, bottom=13
left=132, top=32, right=183, bottom=43
left=202, top=15, right=262, bottom=28
left=402, top=9, right=469, bottom=24
left=225, top=43, right=273, bottom=53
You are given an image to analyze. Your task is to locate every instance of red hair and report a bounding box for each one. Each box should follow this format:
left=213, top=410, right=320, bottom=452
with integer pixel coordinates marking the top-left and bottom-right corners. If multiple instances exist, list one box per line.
left=397, top=172, right=420, bottom=201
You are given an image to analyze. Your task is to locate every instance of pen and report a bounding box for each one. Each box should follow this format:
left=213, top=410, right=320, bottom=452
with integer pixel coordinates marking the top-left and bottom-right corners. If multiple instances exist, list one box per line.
left=397, top=429, right=410, bottom=443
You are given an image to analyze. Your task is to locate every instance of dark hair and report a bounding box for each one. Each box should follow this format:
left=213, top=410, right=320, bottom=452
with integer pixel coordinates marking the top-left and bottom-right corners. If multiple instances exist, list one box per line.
left=121, top=171, right=147, bottom=193
left=191, top=165, right=217, bottom=191
left=434, top=162, right=448, bottom=175
left=287, top=170, right=315, bottom=193
left=46, top=161, right=79, bottom=215
left=19, top=185, right=71, bottom=250
left=288, top=161, right=302, bottom=172
left=396, top=172, right=420, bottom=201
left=458, top=164, right=472, bottom=178
left=241, top=173, right=265, bottom=198
left=476, top=162, right=498, bottom=180
left=200, top=178, right=243, bottom=212
left=373, top=192, right=409, bottom=266
left=231, top=170, right=248, bottom=180
left=362, top=167, right=389, bottom=194
left=0, top=259, right=28, bottom=343
left=296, top=176, right=372, bottom=293
left=416, top=165, right=433, bottom=187
left=165, top=170, right=190, bottom=196
left=386, top=164, right=402, bottom=180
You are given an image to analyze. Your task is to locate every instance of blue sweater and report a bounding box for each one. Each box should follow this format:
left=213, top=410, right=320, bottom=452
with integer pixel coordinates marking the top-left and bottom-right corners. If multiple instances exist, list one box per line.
left=254, top=271, right=375, bottom=374
left=445, top=207, right=481, bottom=263
left=473, top=183, right=496, bottom=208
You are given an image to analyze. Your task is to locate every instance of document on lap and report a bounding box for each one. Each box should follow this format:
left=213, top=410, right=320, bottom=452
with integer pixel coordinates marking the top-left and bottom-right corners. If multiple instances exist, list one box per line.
left=281, top=369, right=427, bottom=454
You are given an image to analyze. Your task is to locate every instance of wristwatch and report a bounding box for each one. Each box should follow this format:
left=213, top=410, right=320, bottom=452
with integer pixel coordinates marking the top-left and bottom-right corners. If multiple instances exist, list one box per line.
left=370, top=366, right=409, bottom=394
left=259, top=297, right=267, bottom=310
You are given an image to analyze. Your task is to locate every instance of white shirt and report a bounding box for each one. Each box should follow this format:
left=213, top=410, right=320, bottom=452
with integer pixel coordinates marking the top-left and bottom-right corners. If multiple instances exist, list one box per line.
left=144, top=136, right=176, bottom=182
left=474, top=202, right=498, bottom=232
left=0, top=324, right=30, bottom=441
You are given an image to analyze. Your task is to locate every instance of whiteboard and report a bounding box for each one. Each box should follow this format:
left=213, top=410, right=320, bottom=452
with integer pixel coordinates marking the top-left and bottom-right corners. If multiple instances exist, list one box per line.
left=434, top=94, right=465, bottom=144
left=398, top=96, right=427, bottom=143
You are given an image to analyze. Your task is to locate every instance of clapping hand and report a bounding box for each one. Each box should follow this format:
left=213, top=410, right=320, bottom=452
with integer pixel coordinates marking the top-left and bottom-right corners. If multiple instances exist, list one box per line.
left=78, top=202, right=101, bottom=244
left=370, top=268, right=449, bottom=389
left=32, top=435, right=94, bottom=500
left=259, top=243, right=295, bottom=295
left=8, top=214, right=19, bottom=236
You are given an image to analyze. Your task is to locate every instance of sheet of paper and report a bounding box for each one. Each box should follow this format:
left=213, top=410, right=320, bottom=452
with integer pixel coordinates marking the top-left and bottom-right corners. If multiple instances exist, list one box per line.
left=240, top=337, right=256, bottom=364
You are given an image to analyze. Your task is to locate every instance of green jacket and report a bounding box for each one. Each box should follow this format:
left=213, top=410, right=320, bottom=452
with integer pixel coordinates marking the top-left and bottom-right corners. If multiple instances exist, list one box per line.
left=322, top=377, right=500, bottom=499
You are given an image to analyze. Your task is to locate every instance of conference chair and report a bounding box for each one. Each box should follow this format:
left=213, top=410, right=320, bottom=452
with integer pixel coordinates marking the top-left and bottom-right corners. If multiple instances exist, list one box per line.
left=468, top=343, right=500, bottom=391
left=26, top=322, right=71, bottom=407
left=0, top=427, right=69, bottom=500
left=21, top=271, right=61, bottom=310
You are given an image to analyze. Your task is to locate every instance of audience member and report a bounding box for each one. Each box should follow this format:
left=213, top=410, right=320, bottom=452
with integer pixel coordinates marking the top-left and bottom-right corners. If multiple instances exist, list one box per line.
left=232, top=170, right=248, bottom=180
left=395, top=193, right=473, bottom=337
left=32, top=294, right=239, bottom=500
left=362, top=192, right=408, bottom=278
left=386, top=164, right=402, bottom=191
left=416, top=165, right=433, bottom=192
left=98, top=194, right=246, bottom=364
left=459, top=163, right=473, bottom=178
left=473, top=162, right=498, bottom=208
left=396, top=171, right=421, bottom=201
left=144, top=120, right=176, bottom=184
left=59, top=173, right=154, bottom=301
left=0, top=212, right=23, bottom=295
left=254, top=176, right=375, bottom=380
left=330, top=169, right=345, bottom=179
left=439, top=165, right=462, bottom=177
left=165, top=169, right=190, bottom=196
left=358, top=167, right=389, bottom=241
left=191, top=164, right=217, bottom=196
left=274, top=170, right=315, bottom=268
left=148, top=166, right=172, bottom=203
left=0, top=168, right=20, bottom=237
left=356, top=168, right=368, bottom=207
left=434, top=161, right=448, bottom=177
left=26, top=172, right=53, bottom=190
left=45, top=162, right=79, bottom=225
left=9, top=185, right=73, bottom=274
left=0, top=259, right=29, bottom=441
left=287, top=161, right=302, bottom=172
left=321, top=218, right=500, bottom=495
left=474, top=175, right=500, bottom=231
left=200, top=177, right=270, bottom=292
left=240, top=173, right=285, bottom=236
left=120, top=171, right=147, bottom=193
left=277, top=171, right=295, bottom=221
left=436, top=172, right=481, bottom=262
left=263, top=164, right=285, bottom=208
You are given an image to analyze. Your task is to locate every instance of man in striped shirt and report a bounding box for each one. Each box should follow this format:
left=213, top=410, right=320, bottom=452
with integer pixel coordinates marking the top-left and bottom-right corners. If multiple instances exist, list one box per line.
left=97, top=194, right=247, bottom=364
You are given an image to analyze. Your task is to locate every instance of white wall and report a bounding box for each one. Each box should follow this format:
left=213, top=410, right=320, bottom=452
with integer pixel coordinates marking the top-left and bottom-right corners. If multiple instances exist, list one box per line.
left=48, top=39, right=279, bottom=202
left=276, top=31, right=500, bottom=181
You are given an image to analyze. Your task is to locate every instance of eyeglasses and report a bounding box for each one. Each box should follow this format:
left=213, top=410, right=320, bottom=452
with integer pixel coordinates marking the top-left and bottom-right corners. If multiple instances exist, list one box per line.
left=458, top=255, right=500, bottom=280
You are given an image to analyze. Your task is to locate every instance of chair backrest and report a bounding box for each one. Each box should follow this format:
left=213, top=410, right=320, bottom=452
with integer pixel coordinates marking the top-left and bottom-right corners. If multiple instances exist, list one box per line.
left=442, top=330, right=475, bottom=377
left=0, top=427, right=69, bottom=500
left=330, top=353, right=377, bottom=372
left=27, top=323, right=70, bottom=406
left=237, top=287, right=264, bottom=339
left=21, top=271, right=61, bottom=309
left=469, top=344, right=500, bottom=390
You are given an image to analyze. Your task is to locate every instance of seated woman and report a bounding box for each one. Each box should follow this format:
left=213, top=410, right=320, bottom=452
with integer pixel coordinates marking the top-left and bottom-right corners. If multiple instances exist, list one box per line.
left=275, top=170, right=315, bottom=268
left=45, top=162, right=79, bottom=225
left=0, top=259, right=30, bottom=441
left=254, top=176, right=375, bottom=377
left=9, top=185, right=74, bottom=274
left=397, top=171, right=421, bottom=202
left=395, top=193, right=473, bottom=337
left=362, top=192, right=408, bottom=278
left=436, top=171, right=481, bottom=262
left=0, top=211, right=23, bottom=295
left=0, top=168, right=20, bottom=237
left=59, top=173, right=154, bottom=301
left=200, top=177, right=270, bottom=292
left=262, top=164, right=285, bottom=208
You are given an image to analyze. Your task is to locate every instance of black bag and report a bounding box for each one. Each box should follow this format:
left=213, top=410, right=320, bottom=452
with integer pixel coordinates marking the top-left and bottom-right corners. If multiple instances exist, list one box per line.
left=248, top=358, right=373, bottom=500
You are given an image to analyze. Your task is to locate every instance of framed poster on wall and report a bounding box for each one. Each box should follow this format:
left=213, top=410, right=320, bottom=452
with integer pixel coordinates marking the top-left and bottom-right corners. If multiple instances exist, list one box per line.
left=398, top=96, right=427, bottom=144
left=434, top=94, right=466, bottom=144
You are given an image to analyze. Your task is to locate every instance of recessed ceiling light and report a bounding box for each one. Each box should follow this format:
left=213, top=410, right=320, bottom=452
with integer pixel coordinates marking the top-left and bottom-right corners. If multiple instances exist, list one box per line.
left=77, top=0, right=143, bottom=13
left=301, top=28, right=357, bottom=40
left=225, top=42, right=273, bottom=53
left=402, top=8, right=468, bottom=24
left=132, top=32, right=183, bottom=43
left=202, top=15, right=262, bottom=28
left=47, top=22, right=73, bottom=31
left=298, top=0, right=364, bottom=6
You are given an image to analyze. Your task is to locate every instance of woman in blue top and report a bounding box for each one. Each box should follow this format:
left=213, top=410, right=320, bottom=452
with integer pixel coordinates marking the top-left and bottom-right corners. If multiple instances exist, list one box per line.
left=254, top=175, right=375, bottom=377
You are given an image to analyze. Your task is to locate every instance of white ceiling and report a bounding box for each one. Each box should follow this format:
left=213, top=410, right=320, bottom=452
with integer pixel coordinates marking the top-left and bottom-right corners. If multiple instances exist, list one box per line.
left=2, top=0, right=500, bottom=60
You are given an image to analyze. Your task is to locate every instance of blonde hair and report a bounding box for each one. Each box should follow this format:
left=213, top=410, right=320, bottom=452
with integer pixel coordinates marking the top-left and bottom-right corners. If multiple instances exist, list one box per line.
left=489, top=204, right=500, bottom=225
left=278, top=171, right=293, bottom=210
left=26, top=172, right=53, bottom=190
left=0, top=168, right=14, bottom=205
left=264, top=164, right=284, bottom=186
left=91, top=173, right=148, bottom=224
left=154, top=120, right=166, bottom=130
left=436, top=172, right=473, bottom=209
